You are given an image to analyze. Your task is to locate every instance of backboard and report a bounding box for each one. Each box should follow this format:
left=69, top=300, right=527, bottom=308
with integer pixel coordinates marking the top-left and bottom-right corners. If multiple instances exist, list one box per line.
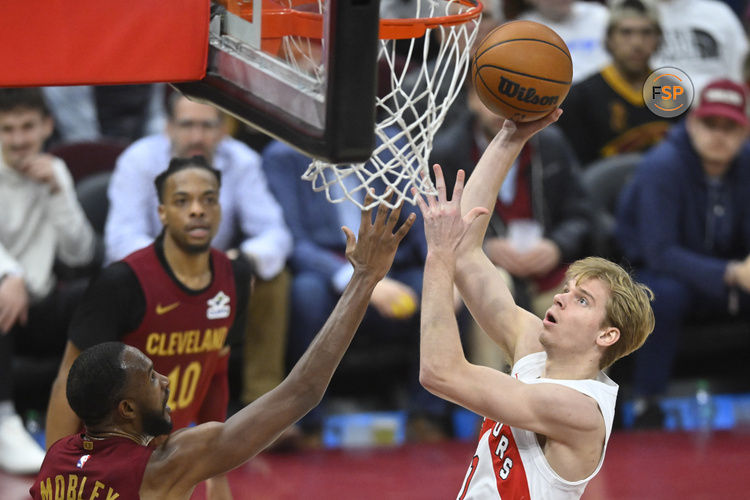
left=173, top=0, right=382, bottom=164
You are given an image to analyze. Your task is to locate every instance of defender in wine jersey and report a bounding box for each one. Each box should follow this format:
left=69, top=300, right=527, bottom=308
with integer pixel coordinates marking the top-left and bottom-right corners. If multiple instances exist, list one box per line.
left=120, top=240, right=237, bottom=430
left=44, top=156, right=251, bottom=499
left=414, top=111, right=655, bottom=499
left=31, top=432, right=155, bottom=500
left=32, top=190, right=415, bottom=500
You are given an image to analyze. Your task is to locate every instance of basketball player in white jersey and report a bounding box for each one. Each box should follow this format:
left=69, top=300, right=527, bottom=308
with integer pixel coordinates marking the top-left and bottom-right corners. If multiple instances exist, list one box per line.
left=413, top=109, right=655, bottom=499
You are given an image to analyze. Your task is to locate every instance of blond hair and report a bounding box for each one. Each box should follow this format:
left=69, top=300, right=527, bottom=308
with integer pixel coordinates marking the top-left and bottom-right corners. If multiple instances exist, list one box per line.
left=566, top=257, right=655, bottom=369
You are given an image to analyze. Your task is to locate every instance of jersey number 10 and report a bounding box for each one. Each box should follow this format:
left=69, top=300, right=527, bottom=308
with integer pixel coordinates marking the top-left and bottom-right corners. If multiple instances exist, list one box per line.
left=166, top=362, right=201, bottom=410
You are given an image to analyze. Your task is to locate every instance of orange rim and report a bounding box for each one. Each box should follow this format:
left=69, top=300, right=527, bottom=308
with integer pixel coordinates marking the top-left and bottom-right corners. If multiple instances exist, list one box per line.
left=217, top=0, right=483, bottom=41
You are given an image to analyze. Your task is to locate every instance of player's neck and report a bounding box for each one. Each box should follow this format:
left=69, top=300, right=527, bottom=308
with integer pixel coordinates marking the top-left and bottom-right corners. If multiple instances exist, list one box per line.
left=84, top=426, right=153, bottom=446
left=162, top=235, right=212, bottom=290
left=543, top=352, right=600, bottom=380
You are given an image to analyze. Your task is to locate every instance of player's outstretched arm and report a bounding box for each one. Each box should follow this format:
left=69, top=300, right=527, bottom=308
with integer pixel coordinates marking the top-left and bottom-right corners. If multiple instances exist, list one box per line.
left=453, top=111, right=561, bottom=358
left=145, top=193, right=415, bottom=495
left=422, top=164, right=540, bottom=359
left=459, top=110, right=562, bottom=252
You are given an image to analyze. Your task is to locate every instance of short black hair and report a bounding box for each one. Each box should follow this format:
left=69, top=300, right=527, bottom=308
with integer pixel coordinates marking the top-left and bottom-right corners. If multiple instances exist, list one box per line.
left=0, top=87, right=51, bottom=116
left=67, top=342, right=128, bottom=427
left=154, top=156, right=222, bottom=203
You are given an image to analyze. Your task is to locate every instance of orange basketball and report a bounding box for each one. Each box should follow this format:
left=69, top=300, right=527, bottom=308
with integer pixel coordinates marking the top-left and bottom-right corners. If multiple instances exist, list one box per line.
left=471, top=20, right=573, bottom=122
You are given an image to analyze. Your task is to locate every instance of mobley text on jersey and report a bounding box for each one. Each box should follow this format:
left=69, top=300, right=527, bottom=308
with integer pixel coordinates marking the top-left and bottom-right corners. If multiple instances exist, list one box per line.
left=37, top=474, right=120, bottom=500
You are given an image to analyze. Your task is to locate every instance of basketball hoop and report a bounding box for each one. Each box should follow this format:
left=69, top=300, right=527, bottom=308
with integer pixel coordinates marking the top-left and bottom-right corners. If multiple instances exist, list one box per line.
left=217, top=0, right=483, bottom=209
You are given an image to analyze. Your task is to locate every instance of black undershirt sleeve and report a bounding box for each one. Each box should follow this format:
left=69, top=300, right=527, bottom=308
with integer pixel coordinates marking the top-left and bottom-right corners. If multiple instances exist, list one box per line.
left=67, top=262, right=145, bottom=350
left=225, top=256, right=254, bottom=348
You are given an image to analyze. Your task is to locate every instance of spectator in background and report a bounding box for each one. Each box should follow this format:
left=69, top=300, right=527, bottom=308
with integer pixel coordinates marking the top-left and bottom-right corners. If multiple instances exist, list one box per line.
left=46, top=157, right=252, bottom=499
left=616, top=79, right=750, bottom=428
left=558, top=0, right=673, bottom=166
left=430, top=56, right=594, bottom=370
left=652, top=0, right=748, bottom=95
left=0, top=88, right=95, bottom=474
left=104, top=93, right=293, bottom=415
left=43, top=84, right=166, bottom=145
left=262, top=140, right=451, bottom=440
left=512, top=0, right=610, bottom=83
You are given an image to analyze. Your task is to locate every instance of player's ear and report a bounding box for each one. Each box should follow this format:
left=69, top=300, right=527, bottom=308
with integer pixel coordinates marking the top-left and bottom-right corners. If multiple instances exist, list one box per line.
left=597, top=326, right=620, bottom=348
left=158, top=204, right=167, bottom=226
left=118, top=398, right=138, bottom=421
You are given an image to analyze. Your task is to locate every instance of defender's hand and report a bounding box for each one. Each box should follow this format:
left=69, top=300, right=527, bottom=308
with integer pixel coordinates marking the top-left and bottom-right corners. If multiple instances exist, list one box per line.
left=343, top=191, right=415, bottom=282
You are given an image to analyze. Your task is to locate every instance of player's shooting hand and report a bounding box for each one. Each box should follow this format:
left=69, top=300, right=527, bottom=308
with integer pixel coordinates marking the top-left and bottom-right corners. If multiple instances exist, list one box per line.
left=370, top=277, right=418, bottom=319
left=0, top=275, right=29, bottom=334
left=413, top=165, right=488, bottom=266
left=15, top=154, right=60, bottom=194
left=496, top=108, right=563, bottom=148
left=343, top=190, right=415, bottom=283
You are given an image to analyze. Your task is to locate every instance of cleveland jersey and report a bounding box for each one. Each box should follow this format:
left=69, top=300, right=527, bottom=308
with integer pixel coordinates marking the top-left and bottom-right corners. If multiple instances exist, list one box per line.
left=30, top=434, right=154, bottom=500
left=123, top=243, right=237, bottom=429
left=457, top=352, right=618, bottom=500
left=559, top=64, right=673, bottom=165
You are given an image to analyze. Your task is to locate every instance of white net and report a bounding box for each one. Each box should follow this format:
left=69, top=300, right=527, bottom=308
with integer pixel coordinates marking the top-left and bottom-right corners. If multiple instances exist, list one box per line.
left=273, top=0, right=482, bottom=209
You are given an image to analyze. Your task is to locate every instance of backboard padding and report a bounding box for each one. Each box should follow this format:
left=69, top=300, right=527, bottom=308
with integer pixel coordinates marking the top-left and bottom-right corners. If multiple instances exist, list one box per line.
left=0, top=1, right=208, bottom=86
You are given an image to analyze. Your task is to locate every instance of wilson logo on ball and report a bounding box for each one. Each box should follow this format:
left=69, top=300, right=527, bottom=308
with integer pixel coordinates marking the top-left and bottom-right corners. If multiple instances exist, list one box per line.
left=497, top=76, right=560, bottom=107
left=470, top=20, right=572, bottom=122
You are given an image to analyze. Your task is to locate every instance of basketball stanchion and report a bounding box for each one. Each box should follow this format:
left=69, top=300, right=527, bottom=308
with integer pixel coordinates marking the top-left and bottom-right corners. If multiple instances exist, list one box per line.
left=219, top=0, right=483, bottom=209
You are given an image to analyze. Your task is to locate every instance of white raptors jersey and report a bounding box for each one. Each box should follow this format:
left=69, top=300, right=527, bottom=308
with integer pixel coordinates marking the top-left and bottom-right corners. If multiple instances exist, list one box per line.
left=457, top=352, right=618, bottom=500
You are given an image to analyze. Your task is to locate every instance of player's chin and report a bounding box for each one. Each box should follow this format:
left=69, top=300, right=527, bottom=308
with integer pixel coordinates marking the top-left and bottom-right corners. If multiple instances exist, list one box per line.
left=184, top=240, right=212, bottom=254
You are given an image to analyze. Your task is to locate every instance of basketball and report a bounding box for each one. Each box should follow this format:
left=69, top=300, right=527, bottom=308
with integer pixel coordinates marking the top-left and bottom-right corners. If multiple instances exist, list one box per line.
left=471, top=20, right=573, bottom=122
